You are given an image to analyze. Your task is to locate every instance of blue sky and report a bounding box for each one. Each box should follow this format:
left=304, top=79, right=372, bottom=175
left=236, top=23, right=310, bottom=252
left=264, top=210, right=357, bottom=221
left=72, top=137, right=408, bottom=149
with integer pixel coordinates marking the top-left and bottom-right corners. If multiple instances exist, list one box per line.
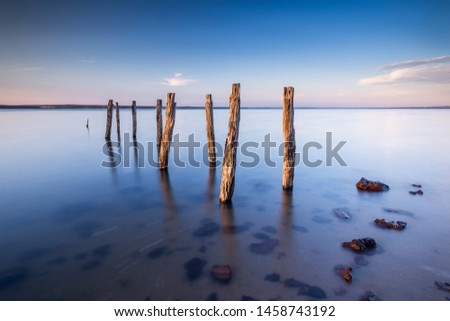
left=0, top=0, right=449, bottom=107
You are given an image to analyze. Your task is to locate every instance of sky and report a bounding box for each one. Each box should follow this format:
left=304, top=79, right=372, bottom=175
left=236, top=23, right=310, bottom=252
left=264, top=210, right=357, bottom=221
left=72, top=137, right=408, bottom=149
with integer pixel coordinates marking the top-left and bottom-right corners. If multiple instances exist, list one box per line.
left=0, top=0, right=449, bottom=107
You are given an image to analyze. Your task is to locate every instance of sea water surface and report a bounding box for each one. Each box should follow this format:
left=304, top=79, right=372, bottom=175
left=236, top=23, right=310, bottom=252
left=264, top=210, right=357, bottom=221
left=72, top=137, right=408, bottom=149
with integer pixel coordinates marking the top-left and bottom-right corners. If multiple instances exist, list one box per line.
left=0, top=108, right=449, bottom=300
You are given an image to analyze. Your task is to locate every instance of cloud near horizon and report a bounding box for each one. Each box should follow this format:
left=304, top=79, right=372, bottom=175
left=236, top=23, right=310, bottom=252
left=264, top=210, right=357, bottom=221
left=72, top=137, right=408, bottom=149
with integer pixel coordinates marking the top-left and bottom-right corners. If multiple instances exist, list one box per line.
left=13, top=66, right=43, bottom=72
left=359, top=55, right=450, bottom=85
left=161, top=73, right=196, bottom=87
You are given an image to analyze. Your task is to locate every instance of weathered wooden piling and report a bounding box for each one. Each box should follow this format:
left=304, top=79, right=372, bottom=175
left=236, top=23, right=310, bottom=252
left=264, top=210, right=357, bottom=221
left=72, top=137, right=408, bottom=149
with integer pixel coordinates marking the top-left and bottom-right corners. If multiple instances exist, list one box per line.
left=219, top=83, right=241, bottom=203
left=205, top=94, right=216, bottom=164
left=282, top=87, right=296, bottom=190
left=115, top=102, right=120, bottom=136
left=131, top=100, right=137, bottom=139
left=105, top=99, right=113, bottom=139
left=159, top=93, right=176, bottom=169
left=156, top=99, right=163, bottom=146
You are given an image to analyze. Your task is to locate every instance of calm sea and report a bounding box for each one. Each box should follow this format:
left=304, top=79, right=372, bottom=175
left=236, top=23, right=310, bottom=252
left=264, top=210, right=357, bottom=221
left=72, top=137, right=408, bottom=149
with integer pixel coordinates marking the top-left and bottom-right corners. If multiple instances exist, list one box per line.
left=0, top=108, right=449, bottom=300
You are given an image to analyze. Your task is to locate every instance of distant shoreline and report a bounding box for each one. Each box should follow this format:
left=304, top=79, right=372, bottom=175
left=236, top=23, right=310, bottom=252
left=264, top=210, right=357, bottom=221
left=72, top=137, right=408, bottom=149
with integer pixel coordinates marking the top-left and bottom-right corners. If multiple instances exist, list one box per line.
left=0, top=105, right=449, bottom=110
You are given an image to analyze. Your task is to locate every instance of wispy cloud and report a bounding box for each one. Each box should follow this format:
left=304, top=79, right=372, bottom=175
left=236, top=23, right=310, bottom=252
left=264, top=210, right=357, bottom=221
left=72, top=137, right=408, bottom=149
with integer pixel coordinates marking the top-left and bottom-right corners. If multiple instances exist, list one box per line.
left=161, top=73, right=196, bottom=87
left=80, top=60, right=94, bottom=64
left=13, top=66, right=43, bottom=72
left=359, top=55, right=450, bottom=86
left=381, top=55, right=450, bottom=71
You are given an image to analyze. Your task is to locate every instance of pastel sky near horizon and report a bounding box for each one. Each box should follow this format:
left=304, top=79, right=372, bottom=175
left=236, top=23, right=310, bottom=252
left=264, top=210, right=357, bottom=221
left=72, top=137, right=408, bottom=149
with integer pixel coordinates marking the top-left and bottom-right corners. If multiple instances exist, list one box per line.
left=1, top=0, right=449, bottom=107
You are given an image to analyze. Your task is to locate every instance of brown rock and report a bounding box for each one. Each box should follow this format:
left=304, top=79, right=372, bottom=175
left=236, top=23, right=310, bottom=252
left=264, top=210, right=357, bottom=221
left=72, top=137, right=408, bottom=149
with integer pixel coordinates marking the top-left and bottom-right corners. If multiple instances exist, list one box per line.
left=374, top=218, right=407, bottom=230
left=210, top=265, right=232, bottom=284
left=342, top=238, right=377, bottom=252
left=356, top=177, right=389, bottom=192
left=335, top=265, right=353, bottom=282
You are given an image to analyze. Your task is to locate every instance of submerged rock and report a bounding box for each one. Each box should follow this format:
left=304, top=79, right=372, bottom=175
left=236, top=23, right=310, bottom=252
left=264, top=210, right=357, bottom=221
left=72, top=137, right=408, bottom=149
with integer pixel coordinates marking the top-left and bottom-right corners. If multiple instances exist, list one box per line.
left=335, top=265, right=353, bottom=282
left=342, top=238, right=377, bottom=252
left=409, top=190, right=424, bottom=195
left=192, top=220, right=220, bottom=237
left=249, top=239, right=280, bottom=255
left=264, top=273, right=281, bottom=282
left=183, top=257, right=207, bottom=280
left=0, top=267, right=28, bottom=291
left=241, top=295, right=259, bottom=301
left=361, top=291, right=381, bottom=301
left=374, top=219, right=407, bottom=230
left=207, top=292, right=218, bottom=301
left=356, top=177, right=389, bottom=192
left=253, top=232, right=270, bottom=240
left=382, top=207, right=414, bottom=217
left=148, top=246, right=167, bottom=259
left=284, top=278, right=327, bottom=299
left=283, top=278, right=303, bottom=288
left=412, top=184, right=422, bottom=188
left=333, top=208, right=351, bottom=220
left=210, top=265, right=232, bottom=284
left=435, top=281, right=450, bottom=292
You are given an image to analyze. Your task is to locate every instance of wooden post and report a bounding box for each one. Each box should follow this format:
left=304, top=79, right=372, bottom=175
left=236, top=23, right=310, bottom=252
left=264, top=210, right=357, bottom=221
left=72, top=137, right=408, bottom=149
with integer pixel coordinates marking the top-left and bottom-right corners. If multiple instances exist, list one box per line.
left=205, top=94, right=216, bottom=164
left=131, top=100, right=137, bottom=139
left=156, top=99, right=163, bottom=146
left=219, top=83, right=241, bottom=203
left=282, top=87, right=296, bottom=190
left=105, top=99, right=113, bottom=139
left=159, top=93, right=176, bottom=169
left=115, top=102, right=120, bottom=136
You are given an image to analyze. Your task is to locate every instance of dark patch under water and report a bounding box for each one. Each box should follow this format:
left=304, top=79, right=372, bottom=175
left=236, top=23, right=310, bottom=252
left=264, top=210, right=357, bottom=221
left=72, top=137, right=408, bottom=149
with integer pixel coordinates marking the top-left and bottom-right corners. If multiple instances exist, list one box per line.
left=382, top=207, right=414, bottom=217
left=80, top=259, right=101, bottom=271
left=291, top=225, right=308, bottom=233
left=148, top=246, right=167, bottom=259
left=192, top=220, right=220, bottom=237
left=264, top=273, right=281, bottom=282
left=222, top=222, right=252, bottom=234
left=253, top=232, right=270, bottom=240
left=19, top=247, right=51, bottom=261
left=183, top=257, right=207, bottom=280
left=73, top=253, right=88, bottom=261
left=0, top=267, right=28, bottom=291
left=198, top=246, right=207, bottom=253
left=283, top=278, right=327, bottom=299
left=48, top=257, right=68, bottom=265
left=241, top=295, right=259, bottom=301
left=92, top=244, right=112, bottom=258
left=207, top=292, right=218, bottom=301
left=249, top=239, right=280, bottom=255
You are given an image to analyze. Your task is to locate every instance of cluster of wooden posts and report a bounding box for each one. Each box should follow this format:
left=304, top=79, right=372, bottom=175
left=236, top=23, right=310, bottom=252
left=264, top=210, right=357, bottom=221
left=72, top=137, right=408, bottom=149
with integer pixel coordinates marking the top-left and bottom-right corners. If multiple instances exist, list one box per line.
left=104, top=83, right=296, bottom=203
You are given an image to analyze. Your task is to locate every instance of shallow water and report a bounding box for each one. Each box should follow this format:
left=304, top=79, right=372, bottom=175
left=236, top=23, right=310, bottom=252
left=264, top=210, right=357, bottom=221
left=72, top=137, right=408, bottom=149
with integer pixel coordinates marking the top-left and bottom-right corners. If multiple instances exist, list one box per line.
left=0, top=108, right=449, bottom=300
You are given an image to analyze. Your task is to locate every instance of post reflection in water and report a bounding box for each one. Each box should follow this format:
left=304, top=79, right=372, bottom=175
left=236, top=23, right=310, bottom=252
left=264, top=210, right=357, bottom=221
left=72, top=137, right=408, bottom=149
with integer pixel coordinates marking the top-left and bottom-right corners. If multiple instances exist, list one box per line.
left=159, top=169, right=177, bottom=221
left=219, top=202, right=237, bottom=264
left=105, top=138, right=119, bottom=184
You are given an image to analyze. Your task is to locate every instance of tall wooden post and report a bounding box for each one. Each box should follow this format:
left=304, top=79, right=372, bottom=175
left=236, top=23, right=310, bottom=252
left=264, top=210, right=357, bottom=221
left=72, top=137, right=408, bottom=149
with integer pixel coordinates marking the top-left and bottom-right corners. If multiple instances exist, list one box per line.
left=282, top=87, right=296, bottom=190
left=105, top=99, right=113, bottom=139
left=156, top=99, right=163, bottom=147
left=115, top=102, right=120, bottom=137
left=131, top=100, right=137, bottom=139
left=159, top=93, right=176, bottom=169
left=219, top=83, right=241, bottom=203
left=205, top=94, right=216, bottom=164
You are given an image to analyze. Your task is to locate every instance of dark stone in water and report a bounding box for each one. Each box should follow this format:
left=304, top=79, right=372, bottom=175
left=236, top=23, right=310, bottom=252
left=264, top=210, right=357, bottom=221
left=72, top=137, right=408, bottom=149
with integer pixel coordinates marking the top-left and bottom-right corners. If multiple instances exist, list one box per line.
left=409, top=190, right=423, bottom=195
left=335, top=265, right=353, bottom=282
left=253, top=232, right=270, bottom=240
left=354, top=256, right=369, bottom=266
left=262, top=226, right=277, bottom=234
left=333, top=208, right=351, bottom=220
left=361, top=291, right=381, bottom=301
left=80, top=259, right=101, bottom=271
left=183, top=257, right=207, bottom=280
left=74, top=253, right=88, bottom=261
left=210, top=265, right=232, bottom=284
left=342, top=238, right=377, bottom=252
left=312, top=216, right=332, bottom=224
left=382, top=207, right=414, bottom=217
left=356, top=177, right=389, bottom=192
left=207, top=292, right=218, bottom=301
left=434, top=281, right=450, bottom=292
left=291, top=225, right=308, bottom=233
left=148, top=246, right=167, bottom=259
left=374, top=218, right=407, bottom=230
left=0, top=267, right=28, bottom=291
left=19, top=247, right=50, bottom=261
left=298, top=285, right=327, bottom=299
left=48, top=257, right=68, bottom=265
left=284, top=278, right=304, bottom=288
left=264, top=273, right=281, bottom=282
left=222, top=222, right=252, bottom=234
left=241, top=295, right=259, bottom=301
left=412, top=184, right=422, bottom=188
left=92, top=244, right=112, bottom=257
left=198, top=246, right=207, bottom=253
left=192, top=221, right=220, bottom=237
left=249, top=239, right=280, bottom=255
